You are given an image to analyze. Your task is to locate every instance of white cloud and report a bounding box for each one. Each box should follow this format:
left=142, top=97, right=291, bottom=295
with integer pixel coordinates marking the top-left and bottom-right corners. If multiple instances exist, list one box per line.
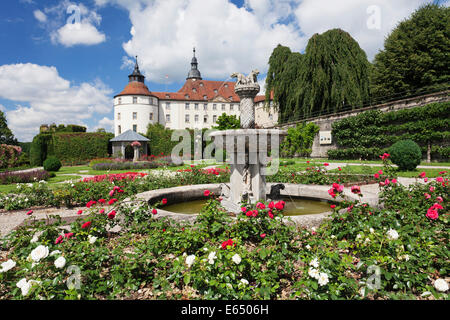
left=34, top=0, right=106, bottom=47
left=33, top=9, right=47, bottom=23
left=0, top=63, right=113, bottom=141
left=51, top=22, right=106, bottom=47
left=97, top=0, right=432, bottom=83
left=94, top=117, right=114, bottom=132
left=0, top=104, right=6, bottom=112
left=100, top=0, right=303, bottom=83
left=294, top=0, right=429, bottom=60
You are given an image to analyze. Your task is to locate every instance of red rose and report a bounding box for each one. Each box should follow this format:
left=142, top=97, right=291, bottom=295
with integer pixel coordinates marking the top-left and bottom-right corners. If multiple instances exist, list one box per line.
left=108, top=210, right=116, bottom=219
left=64, top=233, right=74, bottom=239
left=99, top=209, right=105, bottom=214
left=162, top=198, right=168, bottom=205
left=108, top=198, right=118, bottom=205
left=152, top=208, right=158, bottom=215
left=268, top=201, right=275, bottom=209
left=77, top=210, right=83, bottom=215
left=55, top=235, right=64, bottom=244
left=274, top=201, right=285, bottom=211
left=204, top=190, right=211, bottom=197
left=26, top=210, right=33, bottom=215
left=260, top=233, right=266, bottom=238
left=98, top=199, right=106, bottom=204
left=81, top=221, right=92, bottom=229
left=330, top=204, right=336, bottom=209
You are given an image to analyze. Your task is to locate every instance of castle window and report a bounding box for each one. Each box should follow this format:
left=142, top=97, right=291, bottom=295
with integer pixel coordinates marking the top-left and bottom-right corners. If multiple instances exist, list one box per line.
left=117, top=113, right=121, bottom=120
left=221, top=104, right=225, bottom=111
left=185, top=103, right=190, bottom=110
left=118, top=125, right=121, bottom=134
left=132, top=124, right=137, bottom=132
left=132, top=112, right=137, bottom=120
left=204, top=115, right=208, bottom=123
left=213, top=104, right=217, bottom=110
left=166, top=102, right=170, bottom=110
left=185, top=114, right=190, bottom=123
left=194, top=103, right=199, bottom=110
left=213, top=115, right=217, bottom=123
left=149, top=113, right=153, bottom=120
left=203, top=104, right=207, bottom=110
left=118, top=97, right=122, bottom=104
left=166, top=114, right=170, bottom=122
left=230, top=104, right=233, bottom=111
left=195, top=115, right=199, bottom=123
left=133, top=97, right=137, bottom=104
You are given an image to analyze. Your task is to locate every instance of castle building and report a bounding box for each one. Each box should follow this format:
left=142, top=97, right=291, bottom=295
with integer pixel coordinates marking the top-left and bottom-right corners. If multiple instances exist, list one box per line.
left=113, top=49, right=277, bottom=136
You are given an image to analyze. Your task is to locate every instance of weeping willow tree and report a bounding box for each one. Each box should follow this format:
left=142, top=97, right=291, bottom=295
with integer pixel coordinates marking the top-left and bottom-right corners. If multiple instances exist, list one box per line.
left=266, top=29, right=371, bottom=123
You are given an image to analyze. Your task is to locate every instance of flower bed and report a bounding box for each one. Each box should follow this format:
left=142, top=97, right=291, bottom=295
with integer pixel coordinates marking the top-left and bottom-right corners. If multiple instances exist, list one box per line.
left=0, top=170, right=50, bottom=185
left=0, top=169, right=448, bottom=299
left=91, top=156, right=178, bottom=171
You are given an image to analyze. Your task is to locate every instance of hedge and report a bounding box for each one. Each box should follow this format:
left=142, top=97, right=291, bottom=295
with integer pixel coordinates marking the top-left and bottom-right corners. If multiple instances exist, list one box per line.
left=328, top=102, right=450, bottom=160
left=30, top=132, right=113, bottom=166
left=0, top=144, right=22, bottom=169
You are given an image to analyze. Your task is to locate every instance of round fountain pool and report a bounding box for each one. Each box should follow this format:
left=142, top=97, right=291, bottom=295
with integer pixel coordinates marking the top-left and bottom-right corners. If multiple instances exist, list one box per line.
left=162, top=197, right=330, bottom=216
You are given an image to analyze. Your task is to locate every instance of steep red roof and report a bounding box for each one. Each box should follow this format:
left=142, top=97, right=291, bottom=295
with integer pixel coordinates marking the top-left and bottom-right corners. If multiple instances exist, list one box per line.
left=254, top=91, right=273, bottom=103
left=115, top=81, right=152, bottom=97
left=152, top=79, right=240, bottom=102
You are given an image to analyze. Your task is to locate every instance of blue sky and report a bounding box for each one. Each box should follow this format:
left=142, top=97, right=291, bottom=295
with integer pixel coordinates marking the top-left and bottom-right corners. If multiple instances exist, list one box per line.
left=0, top=0, right=443, bottom=141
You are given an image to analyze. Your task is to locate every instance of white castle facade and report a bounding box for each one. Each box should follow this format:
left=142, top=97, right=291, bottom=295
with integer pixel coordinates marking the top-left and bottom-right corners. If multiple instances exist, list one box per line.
left=113, top=50, right=277, bottom=136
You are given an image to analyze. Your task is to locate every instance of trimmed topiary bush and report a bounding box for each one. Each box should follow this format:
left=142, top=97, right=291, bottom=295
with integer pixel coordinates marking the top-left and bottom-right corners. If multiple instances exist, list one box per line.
left=389, top=139, right=422, bottom=171
left=43, top=156, right=62, bottom=172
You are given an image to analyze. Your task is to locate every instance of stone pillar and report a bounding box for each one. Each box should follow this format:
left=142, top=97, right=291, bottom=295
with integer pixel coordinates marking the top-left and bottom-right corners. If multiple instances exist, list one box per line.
left=235, top=83, right=260, bottom=129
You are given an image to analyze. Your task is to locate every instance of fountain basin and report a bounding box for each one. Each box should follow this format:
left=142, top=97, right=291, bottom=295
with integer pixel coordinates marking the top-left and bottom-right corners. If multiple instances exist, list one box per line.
left=130, top=183, right=371, bottom=227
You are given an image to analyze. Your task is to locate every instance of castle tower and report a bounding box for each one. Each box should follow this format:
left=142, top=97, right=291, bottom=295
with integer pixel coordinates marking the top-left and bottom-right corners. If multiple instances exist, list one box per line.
left=113, top=56, right=159, bottom=136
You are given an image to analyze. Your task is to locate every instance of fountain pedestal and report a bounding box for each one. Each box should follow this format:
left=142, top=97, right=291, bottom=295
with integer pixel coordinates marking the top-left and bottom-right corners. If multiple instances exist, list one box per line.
left=211, top=71, right=286, bottom=213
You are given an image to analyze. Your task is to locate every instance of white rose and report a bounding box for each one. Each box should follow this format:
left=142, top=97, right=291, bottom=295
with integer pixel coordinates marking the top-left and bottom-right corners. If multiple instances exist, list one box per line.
left=50, top=250, right=61, bottom=257
left=308, top=267, right=320, bottom=280
left=207, top=251, right=217, bottom=265
left=434, top=279, right=449, bottom=292
left=88, top=235, right=97, bottom=244
left=30, top=245, right=49, bottom=262
left=54, top=256, right=66, bottom=269
left=309, top=258, right=319, bottom=268
left=356, top=234, right=362, bottom=240
left=318, top=272, right=329, bottom=286
left=240, top=279, right=249, bottom=285
left=185, top=254, right=196, bottom=267
left=369, top=228, right=375, bottom=234
left=16, top=278, right=28, bottom=288
left=20, top=282, right=32, bottom=296
left=305, top=244, right=311, bottom=250
left=231, top=254, right=241, bottom=265
left=0, top=259, right=16, bottom=273
left=386, top=229, right=399, bottom=240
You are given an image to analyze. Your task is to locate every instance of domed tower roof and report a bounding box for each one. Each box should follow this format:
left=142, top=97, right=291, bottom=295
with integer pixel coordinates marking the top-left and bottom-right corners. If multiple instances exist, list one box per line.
left=115, top=56, right=152, bottom=98
left=186, top=47, right=202, bottom=80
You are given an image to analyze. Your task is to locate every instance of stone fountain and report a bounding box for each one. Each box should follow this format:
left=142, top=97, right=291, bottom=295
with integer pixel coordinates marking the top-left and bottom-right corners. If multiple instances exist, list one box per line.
left=211, top=70, right=287, bottom=213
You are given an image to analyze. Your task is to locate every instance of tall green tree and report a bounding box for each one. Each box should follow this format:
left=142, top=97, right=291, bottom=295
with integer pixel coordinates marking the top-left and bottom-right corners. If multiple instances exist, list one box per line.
left=266, top=29, right=371, bottom=123
left=213, top=113, right=240, bottom=130
left=0, top=110, right=18, bottom=145
left=371, top=4, right=450, bottom=99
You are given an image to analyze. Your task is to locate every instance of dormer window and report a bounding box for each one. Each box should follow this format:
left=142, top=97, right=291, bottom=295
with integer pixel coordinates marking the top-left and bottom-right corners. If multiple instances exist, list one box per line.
left=199, top=83, right=204, bottom=87
left=165, top=94, right=170, bottom=98
left=192, top=88, right=197, bottom=93
left=118, top=97, right=122, bottom=104
left=214, top=89, right=218, bottom=94
left=203, top=95, right=207, bottom=100
left=185, top=94, right=189, bottom=99
left=224, top=84, right=228, bottom=88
